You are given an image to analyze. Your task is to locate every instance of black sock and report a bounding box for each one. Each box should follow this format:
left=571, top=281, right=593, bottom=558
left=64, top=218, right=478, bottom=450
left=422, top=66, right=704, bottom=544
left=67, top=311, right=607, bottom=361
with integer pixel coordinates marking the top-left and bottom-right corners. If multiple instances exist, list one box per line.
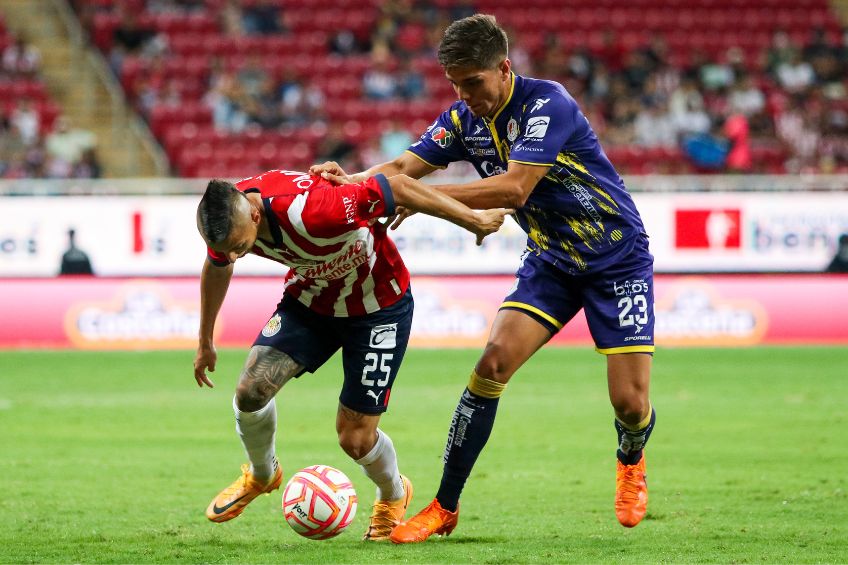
left=436, top=388, right=500, bottom=512
left=615, top=406, right=656, bottom=465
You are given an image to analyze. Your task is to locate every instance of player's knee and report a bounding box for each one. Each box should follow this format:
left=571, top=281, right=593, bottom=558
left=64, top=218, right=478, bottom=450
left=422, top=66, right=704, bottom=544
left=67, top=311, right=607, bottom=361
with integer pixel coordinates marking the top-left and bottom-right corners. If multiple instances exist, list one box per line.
left=611, top=396, right=649, bottom=424
left=234, top=382, right=272, bottom=413
left=475, top=343, right=514, bottom=383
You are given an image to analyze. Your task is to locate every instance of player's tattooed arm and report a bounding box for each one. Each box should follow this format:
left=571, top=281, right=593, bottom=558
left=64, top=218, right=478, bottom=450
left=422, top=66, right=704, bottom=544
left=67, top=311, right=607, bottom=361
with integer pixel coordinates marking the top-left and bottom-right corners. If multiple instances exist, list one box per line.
left=237, top=345, right=303, bottom=411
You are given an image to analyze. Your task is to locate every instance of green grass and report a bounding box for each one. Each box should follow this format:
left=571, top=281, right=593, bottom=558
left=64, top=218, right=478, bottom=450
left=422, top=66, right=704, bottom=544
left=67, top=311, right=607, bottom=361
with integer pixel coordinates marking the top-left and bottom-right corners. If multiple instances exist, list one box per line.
left=1, top=347, right=846, bottom=564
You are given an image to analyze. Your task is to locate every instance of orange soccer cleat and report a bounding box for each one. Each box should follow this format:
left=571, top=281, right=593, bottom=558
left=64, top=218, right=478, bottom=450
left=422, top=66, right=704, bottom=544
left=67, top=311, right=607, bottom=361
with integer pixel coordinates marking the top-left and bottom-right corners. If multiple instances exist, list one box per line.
left=363, top=475, right=414, bottom=541
left=615, top=454, right=648, bottom=527
left=206, top=461, right=283, bottom=523
left=389, top=498, right=459, bottom=544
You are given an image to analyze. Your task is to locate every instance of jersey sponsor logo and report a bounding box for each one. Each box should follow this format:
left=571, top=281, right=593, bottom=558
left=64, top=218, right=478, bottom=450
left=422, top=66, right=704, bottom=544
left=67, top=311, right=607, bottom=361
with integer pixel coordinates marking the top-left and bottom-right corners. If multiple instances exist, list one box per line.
left=613, top=279, right=650, bottom=296
left=675, top=209, right=741, bottom=249
left=512, top=143, right=544, bottom=152
left=368, top=199, right=380, bottom=213
left=481, top=161, right=506, bottom=177
left=262, top=314, right=282, bottom=337
left=530, top=97, right=550, bottom=113
left=473, top=124, right=485, bottom=135
left=369, top=323, right=397, bottom=349
left=299, top=240, right=367, bottom=279
left=342, top=195, right=356, bottom=224
left=507, top=118, right=519, bottom=142
left=431, top=126, right=454, bottom=148
left=464, top=136, right=492, bottom=143
left=469, top=147, right=496, bottom=156
left=524, top=116, right=550, bottom=139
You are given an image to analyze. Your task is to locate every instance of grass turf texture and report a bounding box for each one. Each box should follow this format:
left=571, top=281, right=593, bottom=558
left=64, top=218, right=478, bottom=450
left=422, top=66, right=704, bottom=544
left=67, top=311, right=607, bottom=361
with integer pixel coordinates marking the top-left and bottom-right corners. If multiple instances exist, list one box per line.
left=1, top=347, right=846, bottom=564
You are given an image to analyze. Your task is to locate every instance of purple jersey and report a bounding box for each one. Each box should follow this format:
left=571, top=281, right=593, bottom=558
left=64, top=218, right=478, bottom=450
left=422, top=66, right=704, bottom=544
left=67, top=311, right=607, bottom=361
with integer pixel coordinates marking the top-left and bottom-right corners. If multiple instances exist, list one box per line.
left=408, top=73, right=650, bottom=275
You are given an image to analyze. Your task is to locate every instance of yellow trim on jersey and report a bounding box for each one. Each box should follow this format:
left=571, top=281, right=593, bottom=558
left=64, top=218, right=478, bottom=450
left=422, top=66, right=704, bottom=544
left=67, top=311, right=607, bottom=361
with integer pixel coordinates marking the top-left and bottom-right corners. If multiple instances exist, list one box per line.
left=595, top=345, right=656, bottom=355
left=508, top=159, right=554, bottom=167
left=450, top=109, right=463, bottom=133
left=500, top=301, right=564, bottom=330
left=404, top=150, right=446, bottom=170
left=484, top=73, right=516, bottom=162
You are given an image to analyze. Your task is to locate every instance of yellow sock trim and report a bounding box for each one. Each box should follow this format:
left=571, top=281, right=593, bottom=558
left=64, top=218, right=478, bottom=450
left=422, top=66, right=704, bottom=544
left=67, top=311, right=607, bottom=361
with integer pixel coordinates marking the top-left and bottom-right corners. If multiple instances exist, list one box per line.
left=467, top=370, right=506, bottom=399
left=617, top=404, right=653, bottom=431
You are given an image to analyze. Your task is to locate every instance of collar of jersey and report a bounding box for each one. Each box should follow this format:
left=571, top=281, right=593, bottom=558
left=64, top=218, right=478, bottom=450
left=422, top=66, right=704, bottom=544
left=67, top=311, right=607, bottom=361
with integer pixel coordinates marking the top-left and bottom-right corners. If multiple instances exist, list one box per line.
left=484, top=72, right=516, bottom=125
left=261, top=196, right=284, bottom=247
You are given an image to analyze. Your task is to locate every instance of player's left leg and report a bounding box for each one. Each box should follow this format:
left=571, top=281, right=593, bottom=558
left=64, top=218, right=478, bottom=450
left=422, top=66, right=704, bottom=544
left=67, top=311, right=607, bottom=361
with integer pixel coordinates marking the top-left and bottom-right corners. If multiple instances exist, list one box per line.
left=335, top=289, right=414, bottom=541
left=608, top=353, right=655, bottom=527
left=582, top=245, right=656, bottom=528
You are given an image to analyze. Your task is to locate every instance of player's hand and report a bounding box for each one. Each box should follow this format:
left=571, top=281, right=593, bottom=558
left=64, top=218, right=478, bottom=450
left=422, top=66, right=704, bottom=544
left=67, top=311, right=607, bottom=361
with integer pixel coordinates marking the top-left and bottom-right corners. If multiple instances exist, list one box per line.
left=309, top=161, right=352, bottom=185
left=472, top=208, right=514, bottom=246
left=388, top=206, right=416, bottom=230
left=193, top=344, right=217, bottom=388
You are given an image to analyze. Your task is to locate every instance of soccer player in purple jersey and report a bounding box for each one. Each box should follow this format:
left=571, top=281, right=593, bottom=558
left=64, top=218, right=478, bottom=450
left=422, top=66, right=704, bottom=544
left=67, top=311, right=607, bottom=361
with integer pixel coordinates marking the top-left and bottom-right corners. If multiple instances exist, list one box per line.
left=312, top=14, right=657, bottom=541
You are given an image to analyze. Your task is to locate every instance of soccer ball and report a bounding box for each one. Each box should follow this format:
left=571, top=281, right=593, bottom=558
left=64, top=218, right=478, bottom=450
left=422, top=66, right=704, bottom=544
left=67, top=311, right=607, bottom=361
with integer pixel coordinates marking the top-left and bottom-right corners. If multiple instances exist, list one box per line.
left=282, top=465, right=358, bottom=540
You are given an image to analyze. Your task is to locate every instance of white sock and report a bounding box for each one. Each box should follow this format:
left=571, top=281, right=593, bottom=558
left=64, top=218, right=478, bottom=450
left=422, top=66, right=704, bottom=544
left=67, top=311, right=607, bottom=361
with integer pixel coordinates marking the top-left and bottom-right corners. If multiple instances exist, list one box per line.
left=233, top=396, right=277, bottom=483
left=355, top=428, right=404, bottom=501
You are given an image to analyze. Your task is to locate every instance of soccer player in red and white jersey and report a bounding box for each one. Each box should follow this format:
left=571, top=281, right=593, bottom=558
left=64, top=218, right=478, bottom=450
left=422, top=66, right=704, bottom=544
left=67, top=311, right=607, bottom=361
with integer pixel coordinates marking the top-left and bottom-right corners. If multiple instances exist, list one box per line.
left=193, top=168, right=511, bottom=541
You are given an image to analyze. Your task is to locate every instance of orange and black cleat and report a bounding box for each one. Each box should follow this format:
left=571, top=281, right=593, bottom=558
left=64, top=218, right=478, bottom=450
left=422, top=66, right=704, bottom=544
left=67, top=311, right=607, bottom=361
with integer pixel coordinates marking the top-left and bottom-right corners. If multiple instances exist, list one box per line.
left=389, top=498, right=459, bottom=543
left=615, top=454, right=648, bottom=527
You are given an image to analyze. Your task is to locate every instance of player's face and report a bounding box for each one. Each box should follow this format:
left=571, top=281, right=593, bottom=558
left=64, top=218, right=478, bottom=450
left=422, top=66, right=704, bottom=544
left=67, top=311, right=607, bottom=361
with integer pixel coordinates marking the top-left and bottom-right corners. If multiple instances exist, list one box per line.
left=207, top=201, right=260, bottom=263
left=445, top=59, right=512, bottom=119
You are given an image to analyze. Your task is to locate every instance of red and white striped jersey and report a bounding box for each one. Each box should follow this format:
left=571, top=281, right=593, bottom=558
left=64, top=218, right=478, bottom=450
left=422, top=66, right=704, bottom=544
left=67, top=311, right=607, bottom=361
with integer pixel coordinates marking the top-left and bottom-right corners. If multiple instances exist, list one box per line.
left=207, top=169, right=410, bottom=317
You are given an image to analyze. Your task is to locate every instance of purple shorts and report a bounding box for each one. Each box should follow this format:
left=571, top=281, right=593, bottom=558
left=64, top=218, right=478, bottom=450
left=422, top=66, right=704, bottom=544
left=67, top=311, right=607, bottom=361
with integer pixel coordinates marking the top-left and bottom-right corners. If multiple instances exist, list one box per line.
left=501, top=240, right=655, bottom=354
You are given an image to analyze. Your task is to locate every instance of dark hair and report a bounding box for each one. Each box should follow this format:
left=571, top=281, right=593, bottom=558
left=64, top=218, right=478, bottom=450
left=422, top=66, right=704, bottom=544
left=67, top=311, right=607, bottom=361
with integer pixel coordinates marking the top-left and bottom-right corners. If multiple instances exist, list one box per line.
left=197, top=179, right=243, bottom=244
left=438, top=14, right=508, bottom=70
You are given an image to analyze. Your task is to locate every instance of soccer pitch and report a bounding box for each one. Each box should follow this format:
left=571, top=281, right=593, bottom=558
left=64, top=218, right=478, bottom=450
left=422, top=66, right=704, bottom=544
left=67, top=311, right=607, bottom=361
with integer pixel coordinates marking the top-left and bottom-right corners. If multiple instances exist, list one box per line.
left=1, top=347, right=846, bottom=564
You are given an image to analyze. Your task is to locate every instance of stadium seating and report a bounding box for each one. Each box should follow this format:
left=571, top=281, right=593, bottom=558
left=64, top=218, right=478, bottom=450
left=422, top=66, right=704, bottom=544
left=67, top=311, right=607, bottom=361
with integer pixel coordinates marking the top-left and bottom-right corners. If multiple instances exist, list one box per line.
left=69, top=0, right=846, bottom=177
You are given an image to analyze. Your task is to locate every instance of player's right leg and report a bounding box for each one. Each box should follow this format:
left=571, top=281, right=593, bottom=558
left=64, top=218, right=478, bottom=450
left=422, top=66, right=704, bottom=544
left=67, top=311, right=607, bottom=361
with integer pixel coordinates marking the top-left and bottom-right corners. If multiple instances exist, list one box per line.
left=208, top=298, right=339, bottom=523
left=391, top=309, right=553, bottom=543
left=206, top=345, right=304, bottom=522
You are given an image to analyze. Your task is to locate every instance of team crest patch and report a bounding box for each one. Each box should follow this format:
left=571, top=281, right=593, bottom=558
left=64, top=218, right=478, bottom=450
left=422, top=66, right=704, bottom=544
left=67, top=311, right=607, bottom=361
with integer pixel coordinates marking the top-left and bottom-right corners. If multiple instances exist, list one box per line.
left=507, top=118, right=519, bottom=142
left=431, top=126, right=453, bottom=148
left=262, top=314, right=282, bottom=337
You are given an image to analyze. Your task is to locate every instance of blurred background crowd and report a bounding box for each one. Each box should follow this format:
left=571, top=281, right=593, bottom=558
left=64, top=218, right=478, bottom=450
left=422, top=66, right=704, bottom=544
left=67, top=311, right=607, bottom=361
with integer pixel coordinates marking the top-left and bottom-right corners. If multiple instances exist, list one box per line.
left=2, top=0, right=848, bottom=178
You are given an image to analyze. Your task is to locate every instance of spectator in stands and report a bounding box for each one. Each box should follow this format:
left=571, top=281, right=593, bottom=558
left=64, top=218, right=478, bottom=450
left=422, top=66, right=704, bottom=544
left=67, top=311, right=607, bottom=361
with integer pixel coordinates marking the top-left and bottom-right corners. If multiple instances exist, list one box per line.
left=219, top=0, right=245, bottom=37
left=279, top=74, right=325, bottom=126
left=44, top=115, right=98, bottom=178
left=776, top=51, right=815, bottom=94
left=246, top=77, right=284, bottom=129
left=315, top=123, right=358, bottom=172
left=10, top=98, right=40, bottom=147
left=363, top=43, right=398, bottom=100
left=766, top=29, right=797, bottom=74
left=723, top=113, right=752, bottom=173
left=397, top=58, right=426, bottom=99
left=109, top=10, right=155, bottom=76
left=1, top=34, right=41, bottom=79
left=236, top=55, right=269, bottom=99
left=634, top=100, right=677, bottom=148
left=728, top=74, right=766, bottom=118
left=205, top=68, right=249, bottom=133
left=379, top=121, right=413, bottom=159
left=242, top=0, right=286, bottom=36
left=330, top=29, right=368, bottom=55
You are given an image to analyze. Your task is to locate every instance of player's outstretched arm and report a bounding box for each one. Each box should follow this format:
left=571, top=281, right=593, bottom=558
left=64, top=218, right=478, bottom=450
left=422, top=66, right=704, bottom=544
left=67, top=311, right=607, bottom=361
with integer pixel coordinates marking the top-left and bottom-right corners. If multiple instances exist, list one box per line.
left=387, top=174, right=513, bottom=246
left=194, top=259, right=234, bottom=388
left=434, top=161, right=550, bottom=209
left=310, top=152, right=438, bottom=184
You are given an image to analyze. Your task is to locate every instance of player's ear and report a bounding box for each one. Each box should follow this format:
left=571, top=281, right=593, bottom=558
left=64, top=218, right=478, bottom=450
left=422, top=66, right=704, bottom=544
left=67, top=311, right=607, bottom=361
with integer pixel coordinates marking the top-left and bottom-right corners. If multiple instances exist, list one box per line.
left=250, top=205, right=262, bottom=226
left=499, top=58, right=511, bottom=78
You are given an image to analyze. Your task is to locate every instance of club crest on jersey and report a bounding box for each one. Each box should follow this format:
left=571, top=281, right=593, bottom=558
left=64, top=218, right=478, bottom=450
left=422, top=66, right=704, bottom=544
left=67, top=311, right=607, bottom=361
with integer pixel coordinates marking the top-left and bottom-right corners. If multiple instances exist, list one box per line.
left=369, top=323, right=397, bottom=349
left=262, top=314, right=282, bottom=337
left=431, top=126, right=453, bottom=148
left=525, top=116, right=550, bottom=139
left=507, top=118, right=519, bottom=142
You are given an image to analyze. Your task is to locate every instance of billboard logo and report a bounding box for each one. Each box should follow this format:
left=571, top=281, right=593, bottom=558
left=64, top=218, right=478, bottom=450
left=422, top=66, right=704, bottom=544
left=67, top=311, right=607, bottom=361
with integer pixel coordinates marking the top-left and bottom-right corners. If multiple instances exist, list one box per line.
left=675, top=209, right=741, bottom=249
